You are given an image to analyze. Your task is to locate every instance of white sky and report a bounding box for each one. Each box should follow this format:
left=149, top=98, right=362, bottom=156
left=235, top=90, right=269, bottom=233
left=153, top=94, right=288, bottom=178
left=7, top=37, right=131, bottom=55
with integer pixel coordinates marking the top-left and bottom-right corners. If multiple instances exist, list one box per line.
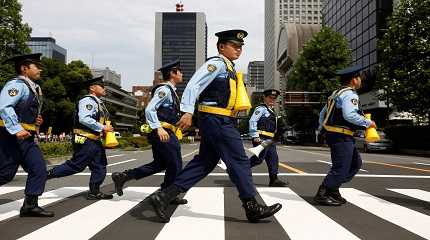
left=20, top=0, right=265, bottom=91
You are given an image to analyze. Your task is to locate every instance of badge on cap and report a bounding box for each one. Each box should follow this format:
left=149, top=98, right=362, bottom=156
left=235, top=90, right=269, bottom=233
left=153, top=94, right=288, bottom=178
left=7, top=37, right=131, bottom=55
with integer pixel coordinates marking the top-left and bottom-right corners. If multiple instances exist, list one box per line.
left=237, top=32, right=245, bottom=40
left=351, top=99, right=358, bottom=105
left=207, top=64, right=217, bottom=72
left=158, top=91, right=166, bottom=98
left=8, top=88, right=19, bottom=97
left=86, top=104, right=93, bottom=110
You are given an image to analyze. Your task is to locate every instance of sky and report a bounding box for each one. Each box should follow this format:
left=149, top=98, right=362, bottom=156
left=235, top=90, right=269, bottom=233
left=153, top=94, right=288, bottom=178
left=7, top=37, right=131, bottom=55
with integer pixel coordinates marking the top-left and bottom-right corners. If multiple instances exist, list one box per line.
left=19, top=0, right=265, bottom=91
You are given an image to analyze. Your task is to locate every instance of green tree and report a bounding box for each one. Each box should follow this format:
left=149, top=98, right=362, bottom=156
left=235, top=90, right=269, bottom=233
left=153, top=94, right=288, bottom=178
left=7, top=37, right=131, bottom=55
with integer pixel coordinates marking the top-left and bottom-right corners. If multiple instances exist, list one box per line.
left=377, top=0, right=430, bottom=121
left=0, top=0, right=32, bottom=86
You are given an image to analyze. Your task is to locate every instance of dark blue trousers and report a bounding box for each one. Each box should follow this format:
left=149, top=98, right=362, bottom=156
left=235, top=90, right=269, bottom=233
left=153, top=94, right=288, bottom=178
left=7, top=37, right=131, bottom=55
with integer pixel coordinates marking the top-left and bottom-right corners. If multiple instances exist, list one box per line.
left=128, top=130, right=182, bottom=189
left=0, top=128, right=47, bottom=196
left=249, top=140, right=279, bottom=175
left=50, top=138, right=107, bottom=186
left=174, top=114, right=256, bottom=199
left=322, top=132, right=362, bottom=189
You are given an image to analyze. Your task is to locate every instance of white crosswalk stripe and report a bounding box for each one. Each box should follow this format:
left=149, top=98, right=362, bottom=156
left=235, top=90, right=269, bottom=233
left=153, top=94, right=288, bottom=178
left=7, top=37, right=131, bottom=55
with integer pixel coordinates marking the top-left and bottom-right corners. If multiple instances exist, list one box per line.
left=0, top=187, right=87, bottom=222
left=341, top=188, right=430, bottom=240
left=0, top=187, right=429, bottom=239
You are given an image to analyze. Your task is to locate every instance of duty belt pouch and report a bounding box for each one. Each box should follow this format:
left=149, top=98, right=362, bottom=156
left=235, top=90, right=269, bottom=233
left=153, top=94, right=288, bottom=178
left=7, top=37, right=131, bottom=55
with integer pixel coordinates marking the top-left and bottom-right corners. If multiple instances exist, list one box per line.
left=74, top=134, right=87, bottom=144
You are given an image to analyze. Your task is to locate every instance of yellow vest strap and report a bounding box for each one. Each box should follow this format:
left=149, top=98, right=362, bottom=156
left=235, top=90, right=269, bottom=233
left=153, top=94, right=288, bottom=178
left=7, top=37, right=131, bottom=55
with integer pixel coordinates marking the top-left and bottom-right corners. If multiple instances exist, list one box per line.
left=258, top=130, right=275, bottom=138
left=198, top=105, right=237, bottom=117
left=73, top=129, right=101, bottom=140
left=0, top=120, right=37, bottom=131
left=323, top=125, right=354, bottom=136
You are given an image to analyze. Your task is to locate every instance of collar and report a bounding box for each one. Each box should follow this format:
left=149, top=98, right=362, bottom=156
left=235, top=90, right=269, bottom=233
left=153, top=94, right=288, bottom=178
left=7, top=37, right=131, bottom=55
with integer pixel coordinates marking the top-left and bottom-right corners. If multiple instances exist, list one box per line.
left=89, top=94, right=102, bottom=103
left=166, top=81, right=177, bottom=91
left=18, top=75, right=36, bottom=86
left=219, top=54, right=235, bottom=67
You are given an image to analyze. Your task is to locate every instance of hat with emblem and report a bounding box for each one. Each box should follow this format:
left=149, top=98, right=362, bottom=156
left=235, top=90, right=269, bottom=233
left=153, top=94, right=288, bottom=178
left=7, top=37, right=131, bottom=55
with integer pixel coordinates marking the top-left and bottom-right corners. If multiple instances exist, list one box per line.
left=4, top=53, right=43, bottom=73
left=158, top=59, right=181, bottom=78
left=335, top=65, right=362, bottom=78
left=263, top=89, right=280, bottom=97
left=85, top=76, right=105, bottom=87
left=215, top=29, right=248, bottom=46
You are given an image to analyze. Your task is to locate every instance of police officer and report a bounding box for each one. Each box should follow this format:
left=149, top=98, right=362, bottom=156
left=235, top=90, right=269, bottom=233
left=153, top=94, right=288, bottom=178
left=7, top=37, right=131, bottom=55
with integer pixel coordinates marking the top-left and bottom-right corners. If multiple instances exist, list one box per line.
left=314, top=65, right=376, bottom=206
left=249, top=89, right=287, bottom=187
left=111, top=59, right=186, bottom=205
left=0, top=53, right=54, bottom=217
left=47, top=76, right=114, bottom=200
left=148, top=29, right=282, bottom=223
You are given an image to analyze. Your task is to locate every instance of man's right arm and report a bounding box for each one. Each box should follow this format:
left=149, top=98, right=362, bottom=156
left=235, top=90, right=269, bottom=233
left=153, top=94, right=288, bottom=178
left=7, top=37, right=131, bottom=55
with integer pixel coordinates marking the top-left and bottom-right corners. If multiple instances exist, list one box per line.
left=0, top=81, right=27, bottom=135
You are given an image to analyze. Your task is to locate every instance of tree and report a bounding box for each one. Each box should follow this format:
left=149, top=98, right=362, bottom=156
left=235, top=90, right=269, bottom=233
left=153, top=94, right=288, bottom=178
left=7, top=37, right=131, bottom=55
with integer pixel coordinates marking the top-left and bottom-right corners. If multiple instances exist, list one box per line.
left=377, top=0, right=430, bottom=121
left=0, top=0, right=32, bottom=86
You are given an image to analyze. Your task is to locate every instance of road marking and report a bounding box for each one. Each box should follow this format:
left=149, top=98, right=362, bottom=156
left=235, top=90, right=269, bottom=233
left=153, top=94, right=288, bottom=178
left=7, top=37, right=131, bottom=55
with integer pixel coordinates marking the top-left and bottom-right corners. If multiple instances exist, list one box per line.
left=279, top=162, right=306, bottom=174
left=107, top=159, right=137, bottom=167
left=18, top=187, right=157, bottom=240
left=156, top=187, right=224, bottom=240
left=259, top=187, right=359, bottom=240
left=341, top=188, right=430, bottom=239
left=280, top=146, right=329, bottom=157
left=388, top=189, right=430, bottom=202
left=365, top=161, right=430, bottom=173
left=0, top=187, right=87, bottom=222
left=182, top=149, right=199, bottom=159
left=414, top=162, right=430, bottom=166
left=107, top=154, right=124, bottom=158
left=0, top=187, right=24, bottom=195
left=317, top=160, right=368, bottom=172
left=217, top=161, right=227, bottom=170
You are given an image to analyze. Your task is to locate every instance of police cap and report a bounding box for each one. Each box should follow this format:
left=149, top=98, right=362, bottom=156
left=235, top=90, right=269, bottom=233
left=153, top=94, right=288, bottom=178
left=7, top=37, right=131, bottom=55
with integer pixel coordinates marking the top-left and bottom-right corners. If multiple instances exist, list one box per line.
left=335, top=65, right=362, bottom=78
left=215, top=29, right=248, bottom=46
left=263, top=89, right=280, bottom=97
left=86, top=76, right=105, bottom=87
left=158, top=59, right=181, bottom=77
left=4, top=53, right=43, bottom=73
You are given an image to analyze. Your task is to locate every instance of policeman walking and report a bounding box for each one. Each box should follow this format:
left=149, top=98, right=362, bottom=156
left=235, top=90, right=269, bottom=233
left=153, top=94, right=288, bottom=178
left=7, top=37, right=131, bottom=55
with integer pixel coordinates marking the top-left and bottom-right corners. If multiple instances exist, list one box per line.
left=47, top=76, right=114, bottom=200
left=111, top=59, right=186, bottom=205
left=248, top=89, right=288, bottom=187
left=148, top=29, right=282, bottom=223
left=0, top=53, right=54, bottom=217
left=314, top=65, right=376, bottom=206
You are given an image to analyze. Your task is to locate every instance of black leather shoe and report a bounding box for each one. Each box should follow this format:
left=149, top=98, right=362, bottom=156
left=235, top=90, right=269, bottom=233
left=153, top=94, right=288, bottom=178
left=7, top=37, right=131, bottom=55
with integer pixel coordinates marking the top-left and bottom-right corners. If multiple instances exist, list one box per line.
left=46, top=168, right=55, bottom=180
left=87, top=192, right=114, bottom=200
left=242, top=198, right=282, bottom=223
left=149, top=192, right=170, bottom=223
left=313, top=185, right=342, bottom=206
left=20, top=195, right=54, bottom=217
left=269, top=175, right=289, bottom=187
left=112, top=171, right=132, bottom=196
left=170, top=197, right=188, bottom=205
left=328, top=188, right=347, bottom=204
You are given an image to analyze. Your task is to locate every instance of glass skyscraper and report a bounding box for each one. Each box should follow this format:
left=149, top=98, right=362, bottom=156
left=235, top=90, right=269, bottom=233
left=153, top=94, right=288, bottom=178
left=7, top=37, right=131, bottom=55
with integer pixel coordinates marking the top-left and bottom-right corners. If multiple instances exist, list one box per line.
left=27, top=37, right=67, bottom=64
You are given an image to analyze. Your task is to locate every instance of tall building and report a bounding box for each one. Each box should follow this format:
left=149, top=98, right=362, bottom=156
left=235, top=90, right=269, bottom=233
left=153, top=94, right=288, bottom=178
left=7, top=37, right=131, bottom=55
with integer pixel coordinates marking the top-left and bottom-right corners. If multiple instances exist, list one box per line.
left=154, top=9, right=207, bottom=96
left=27, top=37, right=67, bottom=63
left=322, top=0, right=395, bottom=121
left=91, top=68, right=138, bottom=131
left=247, top=61, right=265, bottom=91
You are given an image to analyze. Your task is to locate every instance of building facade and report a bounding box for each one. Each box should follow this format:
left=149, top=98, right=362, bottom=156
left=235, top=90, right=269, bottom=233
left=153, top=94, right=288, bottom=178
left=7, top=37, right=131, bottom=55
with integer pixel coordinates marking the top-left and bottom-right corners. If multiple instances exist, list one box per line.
left=247, top=61, right=265, bottom=91
left=27, top=37, right=67, bottom=63
left=154, top=11, right=207, bottom=96
left=91, top=68, right=138, bottom=131
left=132, top=86, right=153, bottom=109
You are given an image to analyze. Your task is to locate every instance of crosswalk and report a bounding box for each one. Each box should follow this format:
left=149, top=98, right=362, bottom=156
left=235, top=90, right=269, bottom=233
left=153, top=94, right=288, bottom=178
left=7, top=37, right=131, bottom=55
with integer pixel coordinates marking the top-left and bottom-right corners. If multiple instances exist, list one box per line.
left=0, top=186, right=429, bottom=240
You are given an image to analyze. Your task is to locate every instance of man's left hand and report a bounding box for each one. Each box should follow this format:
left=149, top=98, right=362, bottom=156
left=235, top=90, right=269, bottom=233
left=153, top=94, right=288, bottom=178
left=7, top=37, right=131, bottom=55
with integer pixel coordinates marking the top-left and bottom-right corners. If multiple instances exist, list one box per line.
left=35, top=115, right=43, bottom=126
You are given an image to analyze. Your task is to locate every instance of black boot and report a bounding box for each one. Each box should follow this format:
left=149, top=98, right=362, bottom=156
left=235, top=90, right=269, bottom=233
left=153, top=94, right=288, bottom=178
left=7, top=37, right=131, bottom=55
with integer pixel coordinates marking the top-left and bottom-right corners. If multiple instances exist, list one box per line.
left=112, top=170, right=133, bottom=196
left=148, top=185, right=182, bottom=223
left=46, top=168, right=55, bottom=180
left=269, top=174, right=288, bottom=187
left=313, top=185, right=342, bottom=206
left=170, top=197, right=188, bottom=205
left=242, top=197, right=282, bottom=223
left=328, top=188, right=347, bottom=204
left=87, top=184, right=113, bottom=200
left=20, top=195, right=55, bottom=217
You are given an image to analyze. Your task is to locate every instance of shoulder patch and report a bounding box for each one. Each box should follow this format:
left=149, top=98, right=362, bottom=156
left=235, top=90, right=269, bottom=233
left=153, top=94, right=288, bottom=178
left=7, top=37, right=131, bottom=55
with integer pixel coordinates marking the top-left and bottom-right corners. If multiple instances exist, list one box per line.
left=351, top=99, right=358, bottom=105
left=207, top=64, right=217, bottom=72
left=254, top=110, right=260, bottom=115
left=158, top=91, right=166, bottom=98
left=86, top=104, right=93, bottom=110
left=8, top=88, right=19, bottom=97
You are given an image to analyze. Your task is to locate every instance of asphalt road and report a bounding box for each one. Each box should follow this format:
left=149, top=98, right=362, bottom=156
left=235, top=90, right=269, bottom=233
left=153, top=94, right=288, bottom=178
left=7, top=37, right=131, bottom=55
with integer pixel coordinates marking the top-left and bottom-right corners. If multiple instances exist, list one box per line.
left=1, top=142, right=429, bottom=240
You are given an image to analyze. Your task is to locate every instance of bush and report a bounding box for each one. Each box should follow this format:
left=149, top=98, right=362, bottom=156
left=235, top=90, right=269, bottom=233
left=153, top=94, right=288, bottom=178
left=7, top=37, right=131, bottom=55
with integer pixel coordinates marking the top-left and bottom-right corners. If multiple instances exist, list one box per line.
left=39, top=141, right=73, bottom=158
left=118, top=136, right=149, bottom=149
left=384, top=125, right=430, bottom=150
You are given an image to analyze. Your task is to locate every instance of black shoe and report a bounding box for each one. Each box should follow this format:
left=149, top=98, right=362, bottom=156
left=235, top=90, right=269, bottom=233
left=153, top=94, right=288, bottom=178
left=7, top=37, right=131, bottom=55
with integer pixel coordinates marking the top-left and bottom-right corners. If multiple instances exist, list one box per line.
left=20, top=195, right=54, bottom=217
left=328, top=188, right=347, bottom=204
left=313, top=185, right=342, bottom=206
left=112, top=171, right=132, bottom=196
left=242, top=198, right=282, bottom=223
left=46, top=168, right=55, bottom=180
left=87, top=192, right=114, bottom=200
left=269, top=174, right=289, bottom=187
left=148, top=185, right=182, bottom=223
left=170, top=197, right=188, bottom=205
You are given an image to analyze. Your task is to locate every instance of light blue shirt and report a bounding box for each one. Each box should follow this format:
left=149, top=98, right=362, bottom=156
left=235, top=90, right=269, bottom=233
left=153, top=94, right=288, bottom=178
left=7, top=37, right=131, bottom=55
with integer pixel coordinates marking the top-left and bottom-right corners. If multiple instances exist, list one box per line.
left=0, top=76, right=39, bottom=134
left=249, top=105, right=273, bottom=138
left=318, top=89, right=372, bottom=130
left=180, top=55, right=229, bottom=114
left=145, top=82, right=177, bottom=129
left=78, top=96, right=104, bottom=132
